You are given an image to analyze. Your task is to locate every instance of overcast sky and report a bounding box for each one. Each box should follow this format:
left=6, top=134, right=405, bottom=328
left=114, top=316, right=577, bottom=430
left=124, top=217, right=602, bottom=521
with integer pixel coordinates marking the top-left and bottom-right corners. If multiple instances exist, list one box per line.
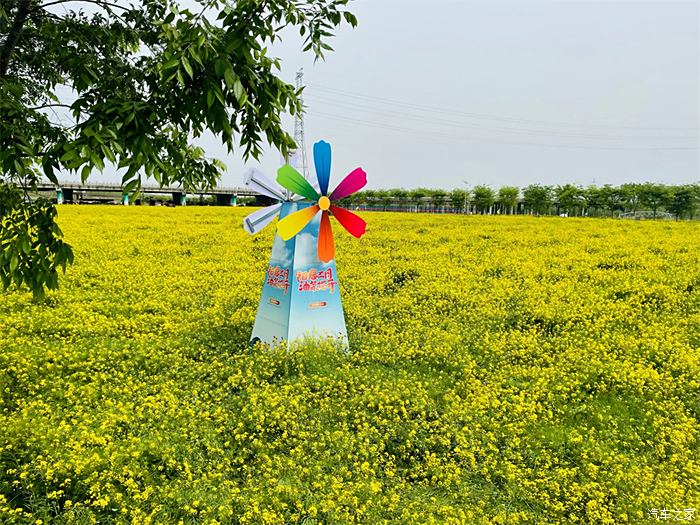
left=97, top=1, right=700, bottom=190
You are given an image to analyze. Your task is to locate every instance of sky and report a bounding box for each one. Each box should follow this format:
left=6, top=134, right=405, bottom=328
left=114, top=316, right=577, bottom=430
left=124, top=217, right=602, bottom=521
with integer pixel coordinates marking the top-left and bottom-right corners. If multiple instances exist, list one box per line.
left=72, top=0, right=700, bottom=190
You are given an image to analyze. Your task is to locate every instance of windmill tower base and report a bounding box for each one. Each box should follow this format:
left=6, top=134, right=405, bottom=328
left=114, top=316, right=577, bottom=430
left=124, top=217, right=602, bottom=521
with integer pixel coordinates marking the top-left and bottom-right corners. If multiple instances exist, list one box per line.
left=250, top=202, right=348, bottom=348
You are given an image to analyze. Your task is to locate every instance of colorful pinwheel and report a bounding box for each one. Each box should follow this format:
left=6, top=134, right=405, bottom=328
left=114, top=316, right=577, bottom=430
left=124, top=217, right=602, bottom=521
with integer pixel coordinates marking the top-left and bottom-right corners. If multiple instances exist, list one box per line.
left=275, top=141, right=367, bottom=262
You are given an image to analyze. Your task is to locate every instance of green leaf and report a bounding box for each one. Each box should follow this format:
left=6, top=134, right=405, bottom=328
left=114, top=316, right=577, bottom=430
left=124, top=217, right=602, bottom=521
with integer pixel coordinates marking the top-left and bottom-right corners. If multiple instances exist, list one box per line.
left=189, top=46, right=202, bottom=66
left=43, top=159, right=58, bottom=185
left=214, top=58, right=227, bottom=76
left=123, top=179, right=140, bottom=194
left=79, top=71, right=93, bottom=87
left=344, top=12, right=358, bottom=27
left=214, top=85, right=225, bottom=106
left=182, top=56, right=193, bottom=78
left=101, top=144, right=116, bottom=164
left=59, top=149, right=76, bottom=163
left=224, top=66, right=237, bottom=89
left=234, top=80, right=245, bottom=104
left=221, top=118, right=232, bottom=140
left=32, top=284, right=45, bottom=302
left=90, top=152, right=105, bottom=171
left=46, top=270, right=58, bottom=290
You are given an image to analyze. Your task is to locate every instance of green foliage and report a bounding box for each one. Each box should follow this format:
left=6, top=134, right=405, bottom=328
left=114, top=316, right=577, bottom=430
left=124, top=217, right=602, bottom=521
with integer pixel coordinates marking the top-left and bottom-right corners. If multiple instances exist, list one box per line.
left=599, top=184, right=625, bottom=216
left=408, top=188, right=428, bottom=209
left=1, top=0, right=355, bottom=187
left=554, top=184, right=586, bottom=216
left=389, top=188, right=408, bottom=209
left=427, top=188, right=448, bottom=208
left=471, top=185, right=495, bottom=214
left=374, top=189, right=392, bottom=210
left=619, top=183, right=642, bottom=213
left=0, top=182, right=22, bottom=215
left=666, top=184, right=699, bottom=220
left=449, top=188, right=468, bottom=212
left=497, top=186, right=518, bottom=214
left=523, top=184, right=553, bottom=215
left=0, top=192, right=73, bottom=301
left=1, top=0, right=356, bottom=298
left=237, top=196, right=257, bottom=207
left=351, top=183, right=698, bottom=219
left=637, top=183, right=668, bottom=218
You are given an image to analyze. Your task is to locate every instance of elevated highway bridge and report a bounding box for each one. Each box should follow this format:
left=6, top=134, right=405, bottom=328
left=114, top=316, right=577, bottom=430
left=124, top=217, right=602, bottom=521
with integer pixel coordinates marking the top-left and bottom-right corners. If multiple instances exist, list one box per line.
left=32, top=181, right=265, bottom=206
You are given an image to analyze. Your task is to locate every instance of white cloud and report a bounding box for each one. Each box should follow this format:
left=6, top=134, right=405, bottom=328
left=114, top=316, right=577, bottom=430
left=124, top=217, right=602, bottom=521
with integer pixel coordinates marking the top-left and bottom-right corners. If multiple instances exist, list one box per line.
left=270, top=236, right=293, bottom=267
left=293, top=231, right=322, bottom=269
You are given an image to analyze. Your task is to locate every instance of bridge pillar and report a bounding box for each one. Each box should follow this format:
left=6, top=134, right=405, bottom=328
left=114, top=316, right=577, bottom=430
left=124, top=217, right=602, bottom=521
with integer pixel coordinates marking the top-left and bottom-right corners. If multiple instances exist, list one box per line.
left=59, top=188, right=75, bottom=204
left=122, top=193, right=129, bottom=206
left=172, top=192, right=187, bottom=206
left=216, top=193, right=236, bottom=206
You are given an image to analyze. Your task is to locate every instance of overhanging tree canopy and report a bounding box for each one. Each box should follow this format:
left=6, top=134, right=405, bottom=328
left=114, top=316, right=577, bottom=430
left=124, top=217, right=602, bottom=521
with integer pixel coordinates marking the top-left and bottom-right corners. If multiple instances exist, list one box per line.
left=0, top=0, right=357, bottom=299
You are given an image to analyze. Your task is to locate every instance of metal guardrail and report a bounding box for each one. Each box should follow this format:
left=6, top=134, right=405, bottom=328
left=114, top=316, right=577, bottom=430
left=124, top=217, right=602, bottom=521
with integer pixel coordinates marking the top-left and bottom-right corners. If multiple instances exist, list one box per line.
left=619, top=210, right=675, bottom=219
left=33, top=180, right=259, bottom=196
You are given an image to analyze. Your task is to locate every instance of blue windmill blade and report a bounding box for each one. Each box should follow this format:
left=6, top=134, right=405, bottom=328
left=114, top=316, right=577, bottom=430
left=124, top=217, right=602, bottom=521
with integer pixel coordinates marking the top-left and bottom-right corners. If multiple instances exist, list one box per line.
left=243, top=203, right=282, bottom=235
left=313, top=140, right=332, bottom=196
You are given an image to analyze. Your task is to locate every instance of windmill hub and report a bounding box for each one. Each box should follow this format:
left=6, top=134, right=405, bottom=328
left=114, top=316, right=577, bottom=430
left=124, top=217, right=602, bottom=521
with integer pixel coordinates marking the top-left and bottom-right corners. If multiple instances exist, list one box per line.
left=318, top=196, right=331, bottom=211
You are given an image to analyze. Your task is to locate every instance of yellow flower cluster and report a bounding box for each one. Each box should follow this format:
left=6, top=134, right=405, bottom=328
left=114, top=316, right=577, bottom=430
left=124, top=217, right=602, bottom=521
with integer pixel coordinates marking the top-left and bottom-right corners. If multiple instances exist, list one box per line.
left=0, top=206, right=698, bottom=524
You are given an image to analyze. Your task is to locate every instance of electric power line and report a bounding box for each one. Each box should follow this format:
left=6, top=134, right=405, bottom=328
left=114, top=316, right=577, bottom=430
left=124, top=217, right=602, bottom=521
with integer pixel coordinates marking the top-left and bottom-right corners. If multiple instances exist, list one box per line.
left=306, top=109, right=698, bottom=151
left=305, top=92, right=697, bottom=141
left=307, top=83, right=698, bottom=132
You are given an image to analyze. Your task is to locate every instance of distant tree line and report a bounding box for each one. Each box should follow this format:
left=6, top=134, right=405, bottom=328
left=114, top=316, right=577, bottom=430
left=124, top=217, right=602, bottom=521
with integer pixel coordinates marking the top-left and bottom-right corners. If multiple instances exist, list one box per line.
left=336, top=183, right=700, bottom=220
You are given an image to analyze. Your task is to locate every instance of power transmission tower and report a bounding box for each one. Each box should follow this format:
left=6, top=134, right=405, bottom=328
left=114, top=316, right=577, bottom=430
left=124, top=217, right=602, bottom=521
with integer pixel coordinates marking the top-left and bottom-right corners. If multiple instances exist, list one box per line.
left=292, top=68, right=309, bottom=180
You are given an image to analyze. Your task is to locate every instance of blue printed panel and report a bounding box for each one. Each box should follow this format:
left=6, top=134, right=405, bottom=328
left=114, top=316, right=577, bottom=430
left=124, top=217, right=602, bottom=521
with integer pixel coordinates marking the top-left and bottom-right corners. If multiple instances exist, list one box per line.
left=250, top=203, right=296, bottom=346
left=250, top=201, right=348, bottom=348
left=288, top=208, right=347, bottom=344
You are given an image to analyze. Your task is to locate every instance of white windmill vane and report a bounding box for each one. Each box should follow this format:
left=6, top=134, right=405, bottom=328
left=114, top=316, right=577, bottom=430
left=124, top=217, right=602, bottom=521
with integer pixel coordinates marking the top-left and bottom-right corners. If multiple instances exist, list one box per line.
left=242, top=167, right=320, bottom=235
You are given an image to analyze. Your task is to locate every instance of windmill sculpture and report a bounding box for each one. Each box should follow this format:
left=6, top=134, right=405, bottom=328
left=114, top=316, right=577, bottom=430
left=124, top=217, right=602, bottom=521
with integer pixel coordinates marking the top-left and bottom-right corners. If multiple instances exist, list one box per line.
left=243, top=140, right=367, bottom=347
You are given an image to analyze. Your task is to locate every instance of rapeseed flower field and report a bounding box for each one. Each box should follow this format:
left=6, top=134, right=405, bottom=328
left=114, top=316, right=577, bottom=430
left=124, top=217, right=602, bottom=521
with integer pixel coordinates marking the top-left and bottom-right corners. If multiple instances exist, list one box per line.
left=1, top=206, right=698, bottom=524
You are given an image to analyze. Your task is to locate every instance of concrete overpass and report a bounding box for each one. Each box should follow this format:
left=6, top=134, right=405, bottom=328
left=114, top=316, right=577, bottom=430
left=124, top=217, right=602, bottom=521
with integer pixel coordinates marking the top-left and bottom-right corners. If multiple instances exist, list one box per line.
left=33, top=181, right=265, bottom=206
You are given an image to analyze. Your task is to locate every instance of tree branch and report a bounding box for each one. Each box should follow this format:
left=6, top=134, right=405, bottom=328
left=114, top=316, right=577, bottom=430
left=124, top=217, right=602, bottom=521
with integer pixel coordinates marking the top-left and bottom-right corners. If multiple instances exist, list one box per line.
left=29, top=103, right=72, bottom=110
left=39, top=0, right=127, bottom=11
left=0, top=0, right=33, bottom=80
